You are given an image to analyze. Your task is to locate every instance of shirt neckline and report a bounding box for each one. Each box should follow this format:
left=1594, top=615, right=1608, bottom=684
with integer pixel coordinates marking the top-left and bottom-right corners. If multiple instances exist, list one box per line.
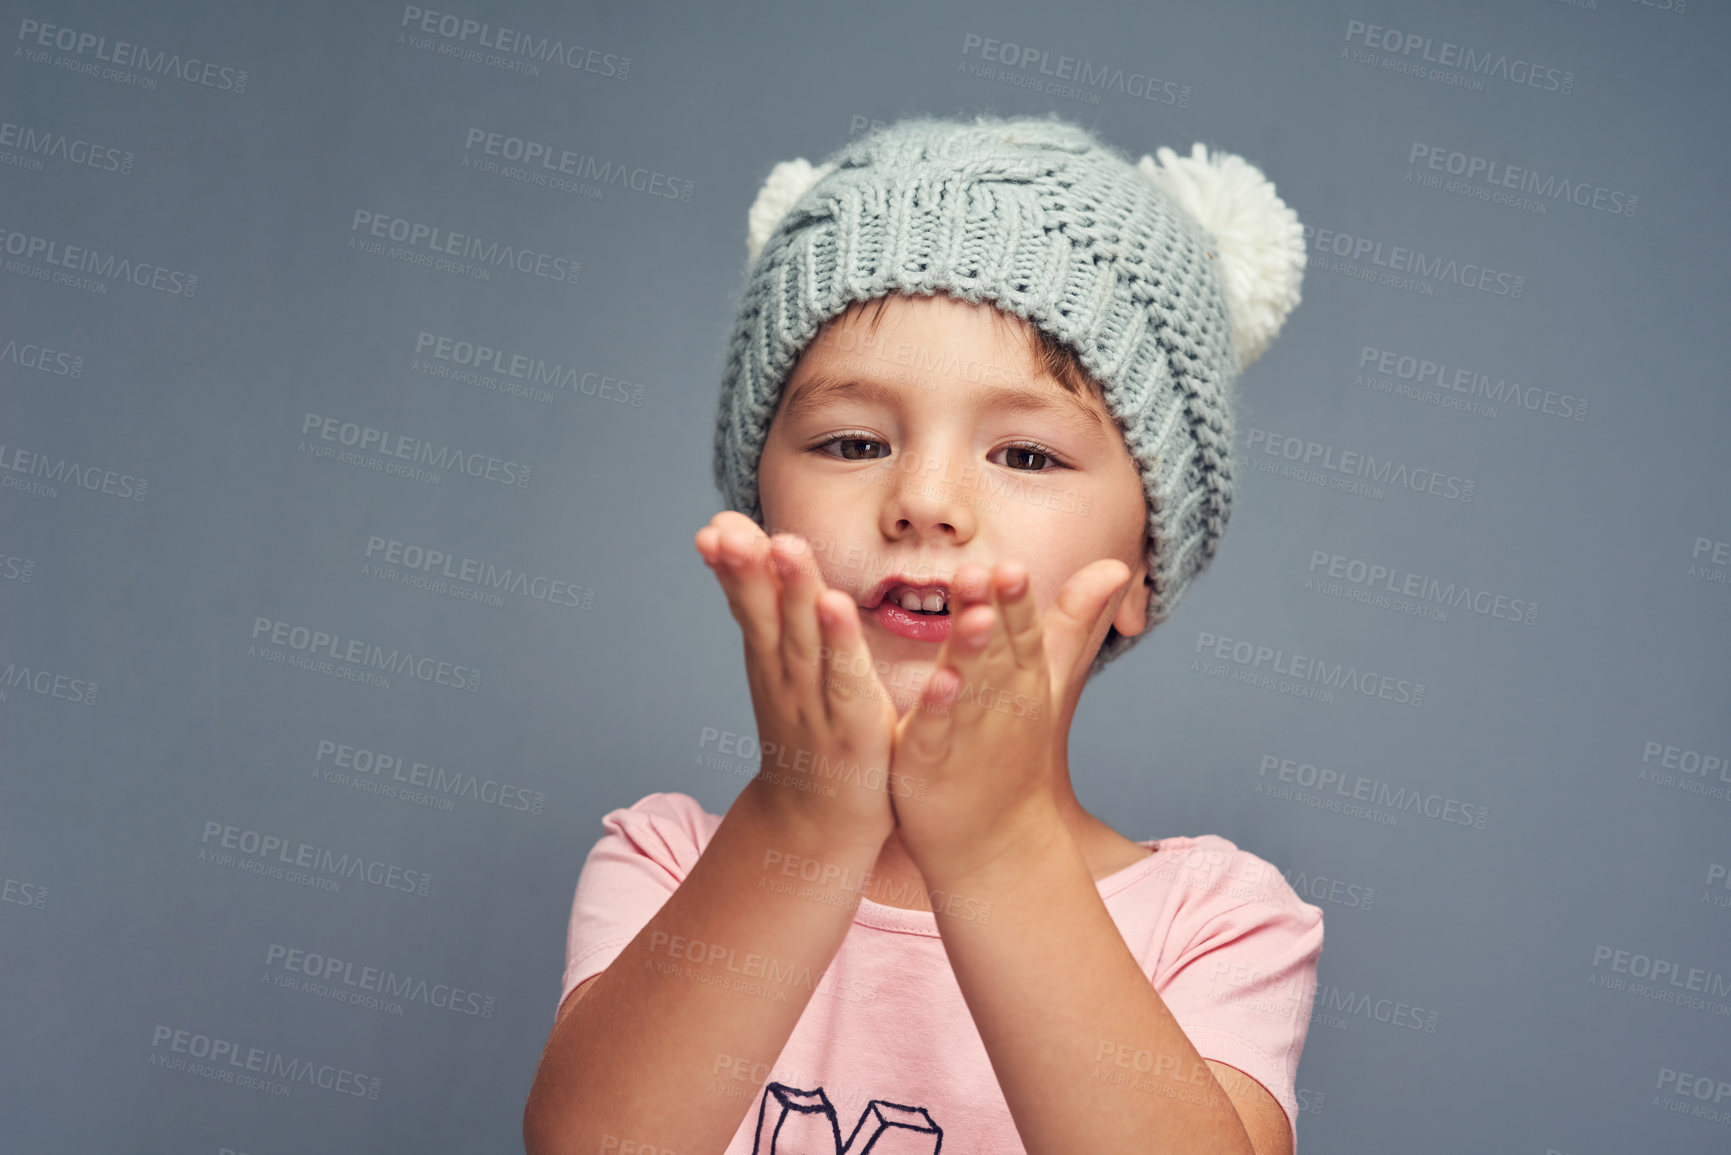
left=849, top=837, right=1184, bottom=936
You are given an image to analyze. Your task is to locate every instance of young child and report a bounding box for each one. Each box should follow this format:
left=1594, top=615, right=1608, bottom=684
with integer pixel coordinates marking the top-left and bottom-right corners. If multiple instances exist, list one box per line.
left=524, top=113, right=1323, bottom=1155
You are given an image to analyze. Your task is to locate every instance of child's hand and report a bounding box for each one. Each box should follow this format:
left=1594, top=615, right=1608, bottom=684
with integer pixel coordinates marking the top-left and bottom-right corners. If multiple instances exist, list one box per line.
left=695, top=512, right=901, bottom=849
left=888, top=558, right=1134, bottom=884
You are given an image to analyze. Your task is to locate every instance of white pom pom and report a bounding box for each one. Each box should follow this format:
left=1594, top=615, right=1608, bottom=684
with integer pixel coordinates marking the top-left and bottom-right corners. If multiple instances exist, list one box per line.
left=746, top=158, right=837, bottom=263
left=1137, top=143, right=1305, bottom=372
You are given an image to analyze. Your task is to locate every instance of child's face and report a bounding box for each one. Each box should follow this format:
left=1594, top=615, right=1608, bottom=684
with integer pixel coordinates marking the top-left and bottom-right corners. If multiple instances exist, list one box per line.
left=757, top=292, right=1152, bottom=715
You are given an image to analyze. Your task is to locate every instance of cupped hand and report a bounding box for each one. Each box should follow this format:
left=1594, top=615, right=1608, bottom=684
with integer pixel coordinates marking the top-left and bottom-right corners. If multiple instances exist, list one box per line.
left=695, top=511, right=902, bottom=850
left=887, top=557, right=1135, bottom=884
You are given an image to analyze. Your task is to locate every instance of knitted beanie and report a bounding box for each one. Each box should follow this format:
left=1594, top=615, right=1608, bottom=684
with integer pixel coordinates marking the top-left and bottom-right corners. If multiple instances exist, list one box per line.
left=711, top=112, right=1305, bottom=680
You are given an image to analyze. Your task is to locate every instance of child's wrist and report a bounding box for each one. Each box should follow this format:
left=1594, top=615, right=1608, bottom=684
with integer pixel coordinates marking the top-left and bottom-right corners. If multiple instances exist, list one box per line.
left=742, top=777, right=890, bottom=855
left=907, top=801, right=1071, bottom=893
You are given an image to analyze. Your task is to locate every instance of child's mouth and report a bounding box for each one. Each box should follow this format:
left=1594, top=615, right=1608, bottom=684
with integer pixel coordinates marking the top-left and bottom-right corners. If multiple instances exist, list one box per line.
left=868, top=600, right=953, bottom=642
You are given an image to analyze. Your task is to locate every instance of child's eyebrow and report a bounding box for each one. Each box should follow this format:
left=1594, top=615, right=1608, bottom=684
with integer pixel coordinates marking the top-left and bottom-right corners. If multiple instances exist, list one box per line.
left=780, top=371, right=1107, bottom=441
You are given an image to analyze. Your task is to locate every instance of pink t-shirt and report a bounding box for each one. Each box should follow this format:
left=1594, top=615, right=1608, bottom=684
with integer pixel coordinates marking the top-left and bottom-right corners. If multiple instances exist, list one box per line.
left=559, top=792, right=1325, bottom=1154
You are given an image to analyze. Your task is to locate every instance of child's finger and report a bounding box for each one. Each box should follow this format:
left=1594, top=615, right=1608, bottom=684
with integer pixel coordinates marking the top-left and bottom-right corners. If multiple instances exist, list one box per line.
left=897, top=658, right=960, bottom=766
left=992, top=562, right=1043, bottom=672
left=944, top=562, right=1008, bottom=704
left=693, top=520, right=724, bottom=566
left=945, top=599, right=1002, bottom=724
left=772, top=534, right=824, bottom=674
left=710, top=520, right=783, bottom=656
left=1045, top=560, right=1134, bottom=695
left=693, top=511, right=759, bottom=567
left=896, top=592, right=995, bottom=761
left=813, top=589, right=887, bottom=723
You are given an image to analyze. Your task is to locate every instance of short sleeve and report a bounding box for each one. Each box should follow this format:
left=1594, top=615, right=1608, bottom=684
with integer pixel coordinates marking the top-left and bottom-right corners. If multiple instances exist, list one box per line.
left=1151, top=840, right=1325, bottom=1153
left=557, top=791, right=717, bottom=1018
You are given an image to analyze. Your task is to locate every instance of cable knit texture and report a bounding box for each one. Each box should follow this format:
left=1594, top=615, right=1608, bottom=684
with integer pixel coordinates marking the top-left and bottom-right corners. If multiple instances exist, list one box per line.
left=712, top=113, right=1297, bottom=680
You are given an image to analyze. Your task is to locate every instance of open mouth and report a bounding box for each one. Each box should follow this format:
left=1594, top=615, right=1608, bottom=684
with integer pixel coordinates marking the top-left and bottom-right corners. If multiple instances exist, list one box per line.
left=867, top=581, right=956, bottom=642
left=882, top=585, right=950, bottom=616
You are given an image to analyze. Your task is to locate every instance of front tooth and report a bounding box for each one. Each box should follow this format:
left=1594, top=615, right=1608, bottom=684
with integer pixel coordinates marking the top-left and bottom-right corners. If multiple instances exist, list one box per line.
left=896, top=590, right=924, bottom=612
left=921, top=592, right=945, bottom=613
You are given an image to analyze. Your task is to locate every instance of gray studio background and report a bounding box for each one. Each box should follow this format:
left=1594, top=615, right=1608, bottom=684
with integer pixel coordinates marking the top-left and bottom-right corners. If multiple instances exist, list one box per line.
left=3, top=0, right=1729, bottom=1152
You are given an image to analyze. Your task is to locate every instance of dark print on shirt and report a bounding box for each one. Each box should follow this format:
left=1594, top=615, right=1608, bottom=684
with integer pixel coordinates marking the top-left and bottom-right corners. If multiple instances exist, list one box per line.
left=752, top=1081, right=943, bottom=1154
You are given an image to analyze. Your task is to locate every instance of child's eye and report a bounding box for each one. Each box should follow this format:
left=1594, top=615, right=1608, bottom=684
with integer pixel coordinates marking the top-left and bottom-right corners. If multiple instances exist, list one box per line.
left=811, top=433, right=1070, bottom=471
left=813, top=433, right=890, bottom=462
left=998, top=441, right=1069, bottom=472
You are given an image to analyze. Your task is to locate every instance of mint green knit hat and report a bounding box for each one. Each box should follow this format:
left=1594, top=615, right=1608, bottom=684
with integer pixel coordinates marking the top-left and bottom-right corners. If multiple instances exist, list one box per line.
left=712, top=112, right=1305, bottom=678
